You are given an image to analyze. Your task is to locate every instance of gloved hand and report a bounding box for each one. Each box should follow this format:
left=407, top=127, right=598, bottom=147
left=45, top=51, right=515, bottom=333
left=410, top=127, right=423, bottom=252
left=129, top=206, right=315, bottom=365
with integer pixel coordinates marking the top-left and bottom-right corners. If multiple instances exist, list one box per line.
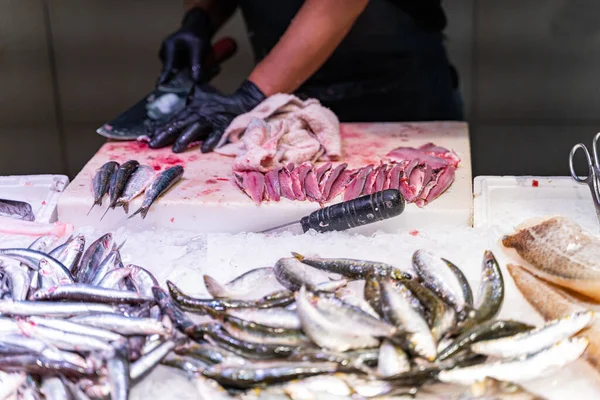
left=148, top=80, right=266, bottom=153
left=159, top=7, right=214, bottom=84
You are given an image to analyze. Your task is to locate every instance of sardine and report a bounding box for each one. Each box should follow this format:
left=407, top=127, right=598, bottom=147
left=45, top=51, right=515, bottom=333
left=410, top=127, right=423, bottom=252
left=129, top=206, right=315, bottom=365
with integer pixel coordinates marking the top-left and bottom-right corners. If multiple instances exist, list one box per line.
left=204, top=267, right=283, bottom=300
left=377, top=339, right=410, bottom=377
left=502, top=216, right=600, bottom=301
left=203, top=361, right=339, bottom=389
left=167, top=280, right=294, bottom=312
left=292, top=253, right=412, bottom=281
left=437, top=319, right=534, bottom=361
left=412, top=249, right=468, bottom=313
left=0, top=300, right=116, bottom=317
left=438, top=337, right=588, bottom=385
left=69, top=313, right=169, bottom=336
left=52, top=235, right=86, bottom=272
left=89, top=249, right=123, bottom=286
left=88, top=161, right=119, bottom=215
left=114, top=165, right=155, bottom=214
left=72, top=233, right=114, bottom=283
left=106, top=160, right=140, bottom=212
left=295, top=286, right=379, bottom=352
left=32, top=284, right=153, bottom=304
left=507, top=264, right=600, bottom=370
left=380, top=280, right=437, bottom=361
left=274, top=258, right=348, bottom=292
left=226, top=308, right=301, bottom=330
left=129, top=165, right=184, bottom=219
left=127, top=264, right=159, bottom=297
left=472, top=311, right=593, bottom=359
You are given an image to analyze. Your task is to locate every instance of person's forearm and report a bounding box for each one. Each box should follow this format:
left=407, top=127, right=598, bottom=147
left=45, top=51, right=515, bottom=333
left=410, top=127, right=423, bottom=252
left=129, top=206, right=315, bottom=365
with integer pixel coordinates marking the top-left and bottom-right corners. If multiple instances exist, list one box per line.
left=248, top=0, right=369, bottom=96
left=184, top=0, right=238, bottom=31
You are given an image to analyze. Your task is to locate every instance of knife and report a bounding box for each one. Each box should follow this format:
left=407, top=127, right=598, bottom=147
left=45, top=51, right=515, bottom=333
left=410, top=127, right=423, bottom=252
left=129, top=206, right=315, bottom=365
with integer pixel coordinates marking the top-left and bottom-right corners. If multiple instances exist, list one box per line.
left=260, top=189, right=405, bottom=234
left=96, top=38, right=238, bottom=141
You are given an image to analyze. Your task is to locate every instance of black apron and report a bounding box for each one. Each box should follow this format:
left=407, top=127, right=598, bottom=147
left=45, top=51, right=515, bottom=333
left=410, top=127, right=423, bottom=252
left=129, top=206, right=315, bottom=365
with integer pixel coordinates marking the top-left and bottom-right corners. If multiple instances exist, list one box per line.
left=238, top=0, right=461, bottom=122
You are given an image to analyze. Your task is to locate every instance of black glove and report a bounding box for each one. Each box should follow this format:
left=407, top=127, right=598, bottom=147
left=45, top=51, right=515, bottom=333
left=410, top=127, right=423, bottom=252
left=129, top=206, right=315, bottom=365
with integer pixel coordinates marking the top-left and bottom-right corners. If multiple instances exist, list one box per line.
left=148, top=80, right=266, bottom=153
left=159, top=8, right=214, bottom=84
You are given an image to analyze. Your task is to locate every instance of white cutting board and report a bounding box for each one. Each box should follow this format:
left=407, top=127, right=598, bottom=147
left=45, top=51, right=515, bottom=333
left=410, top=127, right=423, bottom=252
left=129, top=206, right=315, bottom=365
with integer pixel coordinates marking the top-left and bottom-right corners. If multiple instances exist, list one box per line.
left=473, top=176, right=599, bottom=234
left=57, top=122, right=472, bottom=233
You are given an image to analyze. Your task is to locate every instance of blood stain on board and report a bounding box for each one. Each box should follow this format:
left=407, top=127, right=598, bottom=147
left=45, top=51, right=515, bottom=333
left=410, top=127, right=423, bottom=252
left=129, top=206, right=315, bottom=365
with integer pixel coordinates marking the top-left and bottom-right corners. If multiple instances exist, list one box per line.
left=205, top=179, right=217, bottom=184
left=409, top=230, right=419, bottom=236
left=216, top=177, right=229, bottom=182
left=41, top=201, right=47, bottom=205
left=170, top=217, right=174, bottom=223
left=148, top=155, right=184, bottom=171
left=532, top=179, right=539, bottom=187
left=197, top=188, right=219, bottom=196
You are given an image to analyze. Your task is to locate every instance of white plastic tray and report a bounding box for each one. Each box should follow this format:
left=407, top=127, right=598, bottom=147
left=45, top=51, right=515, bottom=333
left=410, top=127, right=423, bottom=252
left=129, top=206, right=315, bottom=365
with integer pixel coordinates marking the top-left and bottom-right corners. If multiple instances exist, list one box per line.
left=473, top=176, right=599, bottom=233
left=0, top=175, right=70, bottom=224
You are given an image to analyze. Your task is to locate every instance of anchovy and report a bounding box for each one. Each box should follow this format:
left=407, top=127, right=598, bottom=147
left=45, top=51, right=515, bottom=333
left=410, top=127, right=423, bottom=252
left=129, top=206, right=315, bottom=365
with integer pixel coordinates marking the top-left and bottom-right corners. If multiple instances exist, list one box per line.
left=1, top=263, right=29, bottom=301
left=295, top=287, right=379, bottom=352
left=226, top=308, right=301, bottom=330
left=115, top=165, right=155, bottom=214
left=32, top=284, right=153, bottom=304
left=0, top=355, right=94, bottom=378
left=0, top=300, right=116, bottom=317
left=51, top=235, right=86, bottom=272
left=292, top=252, right=412, bottom=281
left=0, top=334, right=88, bottom=368
left=438, top=337, right=588, bottom=385
left=193, top=374, right=238, bottom=400
left=130, top=339, right=180, bottom=381
left=73, top=233, right=114, bottom=283
left=40, top=376, right=70, bottom=400
left=127, top=264, right=159, bottom=297
left=412, top=249, right=468, bottom=313
left=69, top=313, right=170, bottom=336
left=167, top=280, right=294, bottom=312
left=29, top=235, right=60, bottom=252
left=152, top=286, right=195, bottom=332
left=437, top=319, right=534, bottom=361
left=364, top=273, right=384, bottom=316
left=163, top=354, right=211, bottom=375
left=27, top=316, right=123, bottom=342
left=203, top=361, right=339, bottom=389
left=88, top=161, right=119, bottom=215
left=175, top=341, right=246, bottom=366
left=129, top=165, right=184, bottom=219
left=288, top=348, right=376, bottom=373
left=15, top=320, right=114, bottom=352
left=380, top=280, right=437, bottom=361
left=0, top=249, right=72, bottom=281
left=204, top=267, right=283, bottom=300
left=377, top=339, right=410, bottom=377
left=471, top=311, right=593, bottom=358
left=107, top=343, right=130, bottom=400
left=98, top=266, right=132, bottom=290
left=221, top=314, right=310, bottom=346
left=274, top=258, right=348, bottom=292
left=89, top=249, right=123, bottom=286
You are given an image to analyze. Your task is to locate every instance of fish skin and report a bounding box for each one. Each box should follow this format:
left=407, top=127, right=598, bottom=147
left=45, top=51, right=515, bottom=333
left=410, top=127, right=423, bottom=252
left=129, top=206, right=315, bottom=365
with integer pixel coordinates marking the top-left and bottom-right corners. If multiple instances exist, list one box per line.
left=108, top=160, right=140, bottom=210
left=115, top=165, right=155, bottom=214
left=193, top=374, right=237, bottom=400
left=0, top=249, right=72, bottom=281
left=438, top=337, right=588, bottom=385
left=450, top=377, right=546, bottom=400
left=89, top=161, right=119, bottom=212
left=174, top=341, right=246, bottom=366
left=130, top=339, right=179, bottom=381
left=444, top=258, right=474, bottom=308
left=203, top=360, right=339, bottom=389
left=0, top=334, right=89, bottom=369
left=377, top=339, right=410, bottom=377
left=380, top=280, right=437, bottom=361
left=28, top=316, right=123, bottom=342
left=127, top=264, right=159, bottom=297
left=292, top=253, right=412, bottom=281
left=472, top=311, right=593, bottom=359
left=28, top=235, right=60, bottom=252
left=107, top=343, right=130, bottom=400
left=412, top=249, right=467, bottom=313
left=152, top=286, right=195, bottom=332
left=364, top=273, right=384, bottom=317
left=52, top=235, right=86, bottom=272
left=1, top=263, right=30, bottom=301
left=203, top=267, right=282, bottom=300
left=0, top=355, right=93, bottom=378
left=89, top=249, right=123, bottom=286
left=296, top=287, right=379, bottom=352
left=98, top=267, right=132, bottom=290
left=0, top=300, right=116, bottom=317
left=221, top=314, right=310, bottom=346
left=40, top=376, right=70, bottom=400
left=73, top=233, right=113, bottom=283
left=226, top=308, right=300, bottom=330
left=69, top=313, right=169, bottom=336
left=437, top=319, right=534, bottom=361
left=129, top=165, right=184, bottom=219
left=502, top=216, right=600, bottom=301
left=32, top=284, right=153, bottom=304
left=274, top=258, right=348, bottom=293
left=507, top=264, right=600, bottom=371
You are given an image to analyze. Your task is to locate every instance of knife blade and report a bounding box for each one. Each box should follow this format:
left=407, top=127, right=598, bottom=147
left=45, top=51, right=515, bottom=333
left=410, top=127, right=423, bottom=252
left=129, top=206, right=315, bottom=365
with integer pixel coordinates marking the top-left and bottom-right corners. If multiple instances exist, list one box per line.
left=96, top=38, right=237, bottom=141
left=260, top=189, right=405, bottom=234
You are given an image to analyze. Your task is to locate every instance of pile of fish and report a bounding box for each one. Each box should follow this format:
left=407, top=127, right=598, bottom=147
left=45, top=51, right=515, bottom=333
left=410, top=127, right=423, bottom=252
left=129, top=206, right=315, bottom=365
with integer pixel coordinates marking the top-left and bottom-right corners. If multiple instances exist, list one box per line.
left=0, top=231, right=588, bottom=399
left=233, top=143, right=460, bottom=207
left=88, top=160, right=184, bottom=220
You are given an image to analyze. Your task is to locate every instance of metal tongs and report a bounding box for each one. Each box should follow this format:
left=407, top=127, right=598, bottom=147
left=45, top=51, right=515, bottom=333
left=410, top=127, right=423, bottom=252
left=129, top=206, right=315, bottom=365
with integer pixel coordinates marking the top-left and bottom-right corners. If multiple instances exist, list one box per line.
left=569, top=132, right=600, bottom=223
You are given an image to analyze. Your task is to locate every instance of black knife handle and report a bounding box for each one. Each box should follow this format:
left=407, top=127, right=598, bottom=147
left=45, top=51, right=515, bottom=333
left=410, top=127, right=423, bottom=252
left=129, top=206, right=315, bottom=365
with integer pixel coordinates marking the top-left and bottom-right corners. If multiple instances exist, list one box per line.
left=300, top=189, right=405, bottom=233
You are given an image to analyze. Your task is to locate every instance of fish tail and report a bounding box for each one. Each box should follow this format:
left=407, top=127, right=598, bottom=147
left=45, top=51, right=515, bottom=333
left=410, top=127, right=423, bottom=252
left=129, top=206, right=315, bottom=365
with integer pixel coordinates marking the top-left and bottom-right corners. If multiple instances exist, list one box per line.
left=291, top=252, right=305, bottom=261
left=117, top=239, right=127, bottom=251
left=122, top=202, right=129, bottom=214
left=127, top=206, right=148, bottom=220
left=86, top=200, right=100, bottom=216
left=99, top=206, right=111, bottom=221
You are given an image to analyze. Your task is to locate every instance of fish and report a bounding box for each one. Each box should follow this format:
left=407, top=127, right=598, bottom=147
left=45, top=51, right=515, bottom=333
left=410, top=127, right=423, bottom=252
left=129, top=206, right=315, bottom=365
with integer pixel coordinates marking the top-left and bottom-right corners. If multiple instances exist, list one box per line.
left=264, top=167, right=282, bottom=202
left=0, top=355, right=93, bottom=378
left=204, top=267, right=283, bottom=300
left=28, top=235, right=60, bottom=252
left=32, top=284, right=154, bottom=304
left=295, top=286, right=379, bottom=352
left=152, top=286, right=195, bottom=332
left=174, top=342, right=246, bottom=366
left=51, top=235, right=86, bottom=272
left=128, top=265, right=159, bottom=297
left=69, top=313, right=170, bottom=336
left=88, top=249, right=124, bottom=286
left=193, top=374, right=237, bottom=399
left=377, top=339, right=410, bottom=377
left=274, top=258, right=348, bottom=292
left=502, top=216, right=600, bottom=301
left=472, top=311, right=593, bottom=359
left=114, top=165, right=155, bottom=214
left=106, top=343, right=130, bottom=400
left=284, top=375, right=353, bottom=399
left=289, top=348, right=378, bottom=372
left=438, top=337, right=588, bottom=385
left=304, top=168, right=322, bottom=202
left=344, top=164, right=374, bottom=201
left=508, top=264, right=600, bottom=370
left=40, top=377, right=70, bottom=400
left=163, top=354, right=211, bottom=375
left=437, top=319, right=534, bottom=361
left=221, top=314, right=310, bottom=346
left=380, top=280, right=437, bottom=361
left=226, top=308, right=301, bottom=330
left=449, top=377, right=546, bottom=400
left=1, top=263, right=30, bottom=301
left=0, top=334, right=88, bottom=368
left=101, top=159, right=140, bottom=220
left=364, top=273, right=384, bottom=316
left=0, top=300, right=116, bottom=317
left=27, top=316, right=123, bottom=342
left=130, top=339, right=179, bottom=381
left=73, top=233, right=114, bottom=283
left=320, top=163, right=347, bottom=201
left=0, top=199, right=35, bottom=221
left=203, top=361, right=339, bottom=389
left=291, top=162, right=312, bottom=201
left=97, top=266, right=132, bottom=290
left=129, top=165, right=184, bottom=219
left=88, top=161, right=119, bottom=215
left=292, top=253, right=412, bottom=281
left=0, top=249, right=72, bottom=282
left=412, top=249, right=469, bottom=313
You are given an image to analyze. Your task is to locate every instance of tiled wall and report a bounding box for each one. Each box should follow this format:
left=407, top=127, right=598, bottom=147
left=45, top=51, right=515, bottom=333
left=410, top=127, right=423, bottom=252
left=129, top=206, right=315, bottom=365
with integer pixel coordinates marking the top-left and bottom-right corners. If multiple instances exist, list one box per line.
left=0, top=0, right=597, bottom=177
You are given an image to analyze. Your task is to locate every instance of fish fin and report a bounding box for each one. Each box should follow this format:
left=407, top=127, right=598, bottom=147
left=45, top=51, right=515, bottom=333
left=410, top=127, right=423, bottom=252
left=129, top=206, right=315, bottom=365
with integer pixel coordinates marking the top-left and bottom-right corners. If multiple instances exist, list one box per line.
left=291, top=252, right=305, bottom=261
left=127, top=206, right=148, bottom=220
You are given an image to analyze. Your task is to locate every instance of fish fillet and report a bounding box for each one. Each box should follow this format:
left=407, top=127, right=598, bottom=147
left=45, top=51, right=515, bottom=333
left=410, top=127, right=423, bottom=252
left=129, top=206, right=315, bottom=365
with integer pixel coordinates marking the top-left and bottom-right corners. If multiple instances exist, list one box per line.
left=502, top=216, right=600, bottom=301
